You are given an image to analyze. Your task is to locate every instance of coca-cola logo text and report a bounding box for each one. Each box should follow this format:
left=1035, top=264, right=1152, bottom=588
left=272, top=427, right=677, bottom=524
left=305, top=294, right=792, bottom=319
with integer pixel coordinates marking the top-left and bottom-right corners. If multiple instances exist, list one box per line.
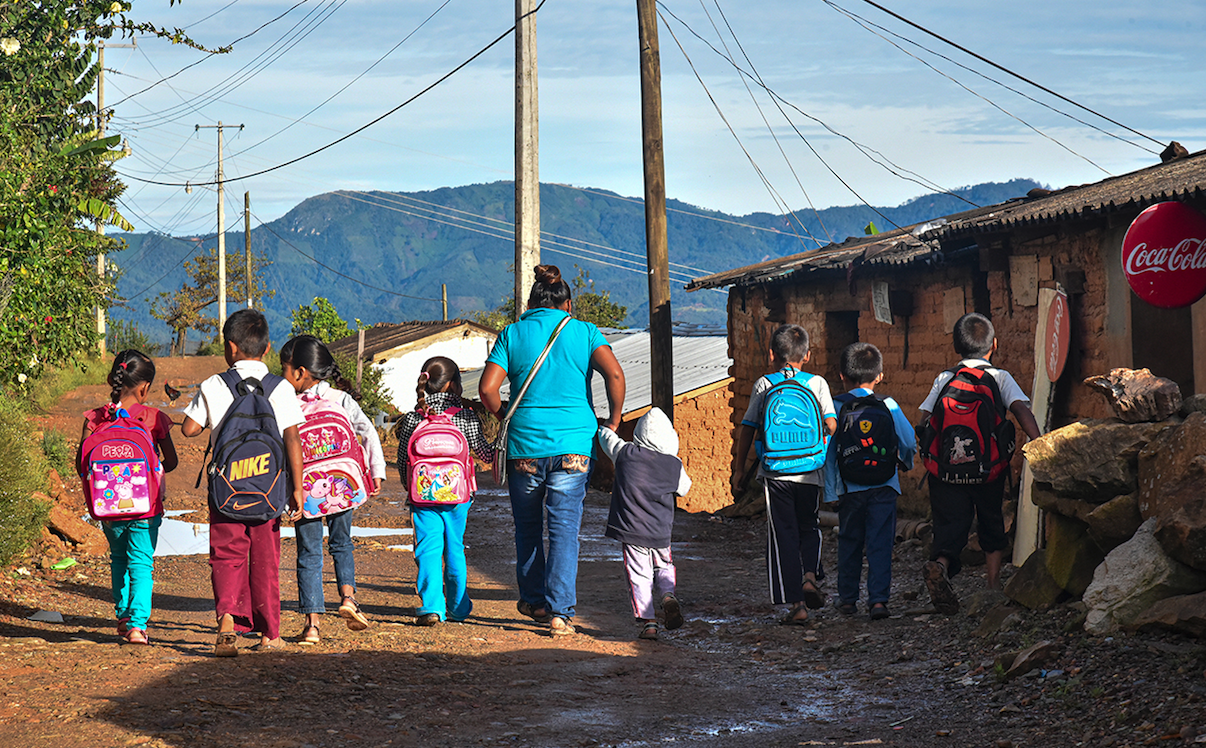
left=1121, top=201, right=1206, bottom=309
left=1123, top=238, right=1206, bottom=276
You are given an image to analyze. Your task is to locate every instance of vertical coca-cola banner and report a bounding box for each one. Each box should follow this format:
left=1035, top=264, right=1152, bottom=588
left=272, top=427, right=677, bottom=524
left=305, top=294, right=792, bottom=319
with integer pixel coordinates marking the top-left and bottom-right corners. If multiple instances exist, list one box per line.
left=1121, top=201, right=1206, bottom=309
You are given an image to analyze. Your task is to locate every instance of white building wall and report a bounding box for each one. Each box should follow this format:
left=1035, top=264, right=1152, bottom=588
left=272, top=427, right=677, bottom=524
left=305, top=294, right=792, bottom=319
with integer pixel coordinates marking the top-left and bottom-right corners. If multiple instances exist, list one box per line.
left=376, top=334, right=496, bottom=412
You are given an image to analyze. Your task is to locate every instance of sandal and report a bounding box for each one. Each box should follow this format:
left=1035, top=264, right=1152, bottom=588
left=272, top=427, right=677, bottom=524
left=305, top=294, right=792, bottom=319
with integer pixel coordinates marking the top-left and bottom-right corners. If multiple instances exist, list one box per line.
left=214, top=631, right=238, bottom=658
left=638, top=621, right=659, bottom=640
left=116, top=616, right=131, bottom=636
left=661, top=593, right=684, bottom=631
left=123, top=627, right=149, bottom=645
left=801, top=580, right=825, bottom=610
left=869, top=602, right=890, bottom=621
left=250, top=638, right=287, bottom=652
left=299, top=625, right=320, bottom=645
left=549, top=616, right=575, bottom=637
left=780, top=604, right=809, bottom=626
left=836, top=602, right=858, bottom=616
left=339, top=597, right=370, bottom=631
left=923, top=560, right=960, bottom=615
left=517, top=600, right=552, bottom=623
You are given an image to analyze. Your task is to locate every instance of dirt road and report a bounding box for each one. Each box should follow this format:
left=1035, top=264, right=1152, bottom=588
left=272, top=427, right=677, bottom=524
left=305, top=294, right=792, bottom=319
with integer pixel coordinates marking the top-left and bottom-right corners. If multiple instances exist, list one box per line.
left=1, top=357, right=1204, bottom=748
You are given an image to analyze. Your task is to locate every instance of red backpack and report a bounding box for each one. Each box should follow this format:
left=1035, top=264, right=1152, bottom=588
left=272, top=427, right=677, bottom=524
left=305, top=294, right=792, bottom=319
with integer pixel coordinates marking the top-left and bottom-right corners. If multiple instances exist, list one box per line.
left=298, top=390, right=371, bottom=519
left=80, top=408, right=164, bottom=521
left=406, top=408, right=475, bottom=507
left=920, top=365, right=1016, bottom=485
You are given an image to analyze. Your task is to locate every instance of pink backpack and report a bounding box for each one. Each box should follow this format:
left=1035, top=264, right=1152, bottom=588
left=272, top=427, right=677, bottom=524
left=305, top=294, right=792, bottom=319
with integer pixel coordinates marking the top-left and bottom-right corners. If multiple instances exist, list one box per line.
left=80, top=409, right=164, bottom=521
left=406, top=408, right=475, bottom=507
left=298, top=391, right=371, bottom=519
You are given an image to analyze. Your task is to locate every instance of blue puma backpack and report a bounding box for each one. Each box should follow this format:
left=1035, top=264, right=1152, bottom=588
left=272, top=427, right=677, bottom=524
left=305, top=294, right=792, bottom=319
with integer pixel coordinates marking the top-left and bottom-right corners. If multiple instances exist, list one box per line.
left=204, top=371, right=288, bottom=522
left=758, top=368, right=826, bottom=475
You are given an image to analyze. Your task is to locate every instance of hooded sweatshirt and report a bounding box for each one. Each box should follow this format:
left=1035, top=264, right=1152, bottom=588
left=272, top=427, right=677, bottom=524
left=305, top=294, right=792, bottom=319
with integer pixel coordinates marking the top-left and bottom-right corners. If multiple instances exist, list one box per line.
left=597, top=407, right=692, bottom=548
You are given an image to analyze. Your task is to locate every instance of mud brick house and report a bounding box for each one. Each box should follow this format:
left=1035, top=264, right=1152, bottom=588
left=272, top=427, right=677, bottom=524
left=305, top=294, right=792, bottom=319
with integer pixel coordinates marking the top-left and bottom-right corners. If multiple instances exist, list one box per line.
left=686, top=149, right=1206, bottom=512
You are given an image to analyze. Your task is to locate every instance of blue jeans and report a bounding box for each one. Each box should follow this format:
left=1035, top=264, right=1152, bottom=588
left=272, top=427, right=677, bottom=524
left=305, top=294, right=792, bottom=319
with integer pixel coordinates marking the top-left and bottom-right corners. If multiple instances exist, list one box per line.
left=836, top=487, right=898, bottom=606
left=295, top=508, right=356, bottom=614
left=412, top=501, right=473, bottom=621
left=103, top=516, right=161, bottom=630
left=508, top=456, right=590, bottom=619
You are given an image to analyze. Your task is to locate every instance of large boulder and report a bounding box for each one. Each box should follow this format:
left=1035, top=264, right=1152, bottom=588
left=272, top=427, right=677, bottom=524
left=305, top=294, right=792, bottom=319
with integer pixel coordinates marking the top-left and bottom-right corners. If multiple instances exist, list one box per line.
left=1082, top=519, right=1206, bottom=634
left=1023, top=419, right=1173, bottom=503
left=1004, top=548, right=1068, bottom=611
left=1031, top=484, right=1096, bottom=522
left=1137, top=412, right=1206, bottom=571
left=1045, top=512, right=1105, bottom=598
left=1129, top=591, right=1206, bottom=639
left=1085, top=493, right=1144, bottom=553
left=1084, top=367, right=1182, bottom=423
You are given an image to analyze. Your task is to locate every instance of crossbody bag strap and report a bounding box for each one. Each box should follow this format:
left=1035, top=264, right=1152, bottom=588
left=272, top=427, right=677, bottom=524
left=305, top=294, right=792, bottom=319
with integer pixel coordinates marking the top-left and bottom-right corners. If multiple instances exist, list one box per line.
left=499, top=315, right=572, bottom=430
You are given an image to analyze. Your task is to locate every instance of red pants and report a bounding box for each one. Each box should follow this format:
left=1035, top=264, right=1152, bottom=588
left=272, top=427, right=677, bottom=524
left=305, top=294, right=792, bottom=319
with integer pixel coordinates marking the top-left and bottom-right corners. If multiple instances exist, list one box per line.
left=209, top=511, right=282, bottom=639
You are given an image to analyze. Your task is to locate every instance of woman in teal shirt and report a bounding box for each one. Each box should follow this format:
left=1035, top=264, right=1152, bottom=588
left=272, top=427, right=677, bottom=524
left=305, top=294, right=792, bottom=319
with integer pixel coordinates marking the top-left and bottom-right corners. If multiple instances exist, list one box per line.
left=480, top=265, right=625, bottom=636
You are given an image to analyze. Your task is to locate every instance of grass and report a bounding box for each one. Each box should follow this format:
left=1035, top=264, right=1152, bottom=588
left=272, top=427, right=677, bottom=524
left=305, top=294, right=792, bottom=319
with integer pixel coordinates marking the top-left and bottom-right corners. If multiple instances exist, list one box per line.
left=40, top=429, right=75, bottom=477
left=27, top=355, right=106, bottom=412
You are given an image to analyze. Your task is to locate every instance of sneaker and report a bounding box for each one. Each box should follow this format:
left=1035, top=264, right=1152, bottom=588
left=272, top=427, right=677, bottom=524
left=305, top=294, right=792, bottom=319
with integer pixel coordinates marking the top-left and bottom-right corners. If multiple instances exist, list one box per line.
left=416, top=613, right=441, bottom=627
left=550, top=616, right=575, bottom=637
left=517, top=600, right=552, bottom=623
left=339, top=598, right=370, bottom=631
left=869, top=602, right=890, bottom=621
left=923, top=560, right=960, bottom=615
left=638, top=621, right=659, bottom=640
left=661, top=593, right=684, bottom=630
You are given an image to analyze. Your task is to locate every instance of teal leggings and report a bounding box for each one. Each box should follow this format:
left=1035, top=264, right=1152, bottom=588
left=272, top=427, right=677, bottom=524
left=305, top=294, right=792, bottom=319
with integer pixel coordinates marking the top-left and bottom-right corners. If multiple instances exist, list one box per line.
left=103, top=516, right=161, bottom=631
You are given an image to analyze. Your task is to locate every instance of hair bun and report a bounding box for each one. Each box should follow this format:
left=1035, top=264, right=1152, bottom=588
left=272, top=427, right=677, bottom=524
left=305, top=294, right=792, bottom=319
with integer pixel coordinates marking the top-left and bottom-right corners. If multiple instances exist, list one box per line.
left=534, top=264, right=561, bottom=286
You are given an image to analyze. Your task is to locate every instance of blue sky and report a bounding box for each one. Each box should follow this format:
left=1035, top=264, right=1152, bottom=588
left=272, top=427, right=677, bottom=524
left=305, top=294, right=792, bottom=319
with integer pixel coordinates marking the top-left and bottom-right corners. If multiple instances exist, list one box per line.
left=107, top=0, right=1206, bottom=239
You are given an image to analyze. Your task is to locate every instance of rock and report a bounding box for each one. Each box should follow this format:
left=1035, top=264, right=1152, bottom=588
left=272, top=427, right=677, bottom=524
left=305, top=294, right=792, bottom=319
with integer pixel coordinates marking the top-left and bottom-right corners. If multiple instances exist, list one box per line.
left=1181, top=393, right=1206, bottom=416
left=1023, top=419, right=1172, bottom=502
left=1083, top=519, right=1206, bottom=634
left=974, top=605, right=1023, bottom=638
left=966, top=588, right=1009, bottom=616
left=1004, top=548, right=1069, bottom=611
left=46, top=469, right=68, bottom=501
left=1084, top=367, right=1183, bottom=423
left=46, top=504, right=103, bottom=547
left=1085, top=493, right=1144, bottom=553
left=1045, top=512, right=1105, bottom=597
left=1031, top=484, right=1097, bottom=522
left=1129, top=591, right=1206, bottom=639
left=1137, top=412, right=1206, bottom=571
left=1002, top=640, right=1059, bottom=679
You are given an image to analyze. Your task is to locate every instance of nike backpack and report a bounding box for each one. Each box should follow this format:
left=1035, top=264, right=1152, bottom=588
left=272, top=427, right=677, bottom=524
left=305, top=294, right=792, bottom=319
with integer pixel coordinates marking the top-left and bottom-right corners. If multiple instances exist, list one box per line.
left=833, top=393, right=901, bottom=486
left=406, top=408, right=475, bottom=507
left=298, top=390, right=370, bottom=519
left=205, top=371, right=288, bottom=522
left=920, top=365, right=1017, bottom=485
left=80, top=408, right=163, bottom=521
left=758, top=369, right=826, bottom=475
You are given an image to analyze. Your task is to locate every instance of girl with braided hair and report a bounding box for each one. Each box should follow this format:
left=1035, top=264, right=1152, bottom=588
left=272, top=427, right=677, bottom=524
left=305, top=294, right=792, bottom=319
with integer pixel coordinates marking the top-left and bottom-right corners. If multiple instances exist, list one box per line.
left=78, top=349, right=178, bottom=644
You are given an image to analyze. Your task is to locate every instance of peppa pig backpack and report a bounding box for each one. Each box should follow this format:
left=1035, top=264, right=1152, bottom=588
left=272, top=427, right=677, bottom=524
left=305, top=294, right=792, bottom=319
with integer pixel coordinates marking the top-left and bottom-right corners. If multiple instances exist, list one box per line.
left=298, top=389, right=370, bottom=519
left=406, top=408, right=475, bottom=507
left=79, top=408, right=164, bottom=521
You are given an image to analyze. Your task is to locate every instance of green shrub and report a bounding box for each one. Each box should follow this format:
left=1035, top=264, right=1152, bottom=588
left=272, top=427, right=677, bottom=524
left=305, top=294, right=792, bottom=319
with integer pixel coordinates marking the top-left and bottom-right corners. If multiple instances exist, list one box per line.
left=333, top=352, right=395, bottom=420
left=27, top=355, right=105, bottom=413
left=195, top=337, right=224, bottom=357
left=0, top=397, right=50, bottom=566
left=40, top=429, right=74, bottom=477
left=107, top=319, right=161, bottom=357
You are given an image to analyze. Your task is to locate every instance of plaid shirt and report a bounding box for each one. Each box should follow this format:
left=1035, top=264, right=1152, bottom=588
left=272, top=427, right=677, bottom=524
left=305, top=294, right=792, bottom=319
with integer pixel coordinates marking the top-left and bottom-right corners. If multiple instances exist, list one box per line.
left=395, top=391, right=495, bottom=479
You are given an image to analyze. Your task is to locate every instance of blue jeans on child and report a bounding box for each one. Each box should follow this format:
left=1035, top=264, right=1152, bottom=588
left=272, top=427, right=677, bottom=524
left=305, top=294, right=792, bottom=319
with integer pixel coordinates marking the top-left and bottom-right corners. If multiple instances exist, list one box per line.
left=103, top=515, right=162, bottom=631
left=295, top=508, right=356, bottom=614
left=836, top=487, right=898, bottom=606
left=412, top=501, right=473, bottom=621
left=507, top=456, right=590, bottom=619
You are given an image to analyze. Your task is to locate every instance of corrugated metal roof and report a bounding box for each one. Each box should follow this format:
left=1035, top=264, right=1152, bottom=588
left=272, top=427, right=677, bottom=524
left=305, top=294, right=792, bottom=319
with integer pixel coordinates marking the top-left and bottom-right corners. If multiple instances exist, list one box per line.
left=460, top=332, right=732, bottom=418
left=687, top=148, right=1206, bottom=290
left=328, top=319, right=497, bottom=361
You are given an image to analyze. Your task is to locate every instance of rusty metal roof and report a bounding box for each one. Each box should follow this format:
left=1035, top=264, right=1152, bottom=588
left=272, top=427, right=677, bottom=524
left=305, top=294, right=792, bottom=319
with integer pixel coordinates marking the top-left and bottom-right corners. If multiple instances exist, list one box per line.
left=327, top=319, right=497, bottom=361
left=687, top=148, right=1206, bottom=291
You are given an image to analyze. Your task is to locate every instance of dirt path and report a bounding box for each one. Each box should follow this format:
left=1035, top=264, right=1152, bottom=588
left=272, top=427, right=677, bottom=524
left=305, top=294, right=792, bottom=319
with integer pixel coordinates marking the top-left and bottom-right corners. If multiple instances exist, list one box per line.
left=2, top=359, right=1205, bottom=748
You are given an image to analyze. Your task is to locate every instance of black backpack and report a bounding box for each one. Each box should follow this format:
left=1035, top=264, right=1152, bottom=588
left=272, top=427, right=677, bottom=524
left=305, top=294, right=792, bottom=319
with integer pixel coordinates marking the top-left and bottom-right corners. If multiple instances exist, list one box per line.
left=201, top=371, right=289, bottom=522
left=833, top=393, right=901, bottom=486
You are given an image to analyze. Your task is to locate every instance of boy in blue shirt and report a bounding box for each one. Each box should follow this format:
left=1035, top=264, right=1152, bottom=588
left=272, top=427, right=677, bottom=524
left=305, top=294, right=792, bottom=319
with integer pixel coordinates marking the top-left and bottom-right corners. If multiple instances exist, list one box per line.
left=824, top=343, right=915, bottom=620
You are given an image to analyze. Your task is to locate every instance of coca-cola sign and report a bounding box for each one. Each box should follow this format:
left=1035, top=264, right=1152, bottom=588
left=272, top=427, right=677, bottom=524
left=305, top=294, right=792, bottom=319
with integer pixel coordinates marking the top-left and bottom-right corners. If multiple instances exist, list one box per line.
left=1121, top=201, right=1206, bottom=309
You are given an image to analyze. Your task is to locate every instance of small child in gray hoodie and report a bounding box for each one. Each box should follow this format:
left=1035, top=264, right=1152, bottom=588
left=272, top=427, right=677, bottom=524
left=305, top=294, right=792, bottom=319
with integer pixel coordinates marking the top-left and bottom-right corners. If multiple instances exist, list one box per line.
left=597, top=407, right=692, bottom=640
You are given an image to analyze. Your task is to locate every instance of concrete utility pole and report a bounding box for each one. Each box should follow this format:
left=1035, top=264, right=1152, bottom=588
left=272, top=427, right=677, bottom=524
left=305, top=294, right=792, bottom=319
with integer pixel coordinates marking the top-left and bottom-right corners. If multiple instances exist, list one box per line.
left=636, top=0, right=674, bottom=420
left=195, top=122, right=242, bottom=335
left=95, top=38, right=134, bottom=357
left=442, top=284, right=448, bottom=322
left=514, top=0, right=539, bottom=321
left=244, top=191, right=253, bottom=309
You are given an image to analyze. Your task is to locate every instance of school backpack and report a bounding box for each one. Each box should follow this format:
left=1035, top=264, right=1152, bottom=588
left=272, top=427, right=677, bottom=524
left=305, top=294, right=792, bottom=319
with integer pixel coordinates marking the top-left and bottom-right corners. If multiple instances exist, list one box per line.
left=758, top=369, right=826, bottom=475
left=406, top=408, right=475, bottom=507
left=80, top=408, right=163, bottom=521
left=298, top=390, right=370, bottom=519
left=834, top=393, right=902, bottom=486
left=203, top=371, right=288, bottom=522
left=920, top=365, right=1017, bottom=485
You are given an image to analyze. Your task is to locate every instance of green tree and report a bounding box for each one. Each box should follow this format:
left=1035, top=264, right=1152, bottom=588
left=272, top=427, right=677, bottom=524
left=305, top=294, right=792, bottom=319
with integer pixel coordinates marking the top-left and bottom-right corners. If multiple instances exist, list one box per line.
left=149, top=248, right=276, bottom=356
left=470, top=265, right=628, bottom=331
left=290, top=297, right=360, bottom=342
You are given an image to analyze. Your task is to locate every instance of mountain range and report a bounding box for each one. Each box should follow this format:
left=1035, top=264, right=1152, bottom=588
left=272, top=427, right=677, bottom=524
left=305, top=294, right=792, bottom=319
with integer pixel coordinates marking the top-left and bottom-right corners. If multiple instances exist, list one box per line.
left=110, top=178, right=1042, bottom=347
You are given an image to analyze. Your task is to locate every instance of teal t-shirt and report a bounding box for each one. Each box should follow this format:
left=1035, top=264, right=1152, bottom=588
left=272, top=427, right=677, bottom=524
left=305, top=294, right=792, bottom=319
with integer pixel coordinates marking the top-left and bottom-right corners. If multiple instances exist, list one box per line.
left=485, top=308, right=609, bottom=459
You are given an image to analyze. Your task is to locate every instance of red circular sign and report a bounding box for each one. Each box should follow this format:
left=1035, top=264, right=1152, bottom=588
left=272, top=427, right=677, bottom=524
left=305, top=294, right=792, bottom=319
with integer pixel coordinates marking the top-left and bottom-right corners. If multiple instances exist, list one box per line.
left=1121, top=201, right=1206, bottom=309
left=1044, top=292, right=1069, bottom=381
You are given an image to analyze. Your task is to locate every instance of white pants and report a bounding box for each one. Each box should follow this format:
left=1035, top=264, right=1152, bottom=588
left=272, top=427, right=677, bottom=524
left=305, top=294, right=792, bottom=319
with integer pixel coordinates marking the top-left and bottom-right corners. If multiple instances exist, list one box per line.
left=622, top=544, right=676, bottom=620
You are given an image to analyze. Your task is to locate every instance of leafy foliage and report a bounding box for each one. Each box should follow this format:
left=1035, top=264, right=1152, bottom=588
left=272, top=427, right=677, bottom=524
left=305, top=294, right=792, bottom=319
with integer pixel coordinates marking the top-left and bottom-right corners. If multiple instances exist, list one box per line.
left=0, top=396, right=50, bottom=566
left=290, top=296, right=357, bottom=342
left=106, top=318, right=160, bottom=356
left=570, top=266, right=627, bottom=328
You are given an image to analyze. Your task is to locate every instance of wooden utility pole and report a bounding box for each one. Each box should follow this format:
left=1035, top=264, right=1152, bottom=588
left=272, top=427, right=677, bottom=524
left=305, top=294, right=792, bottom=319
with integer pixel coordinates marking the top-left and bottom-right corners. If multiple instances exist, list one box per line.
left=636, top=0, right=674, bottom=419
left=196, top=122, right=243, bottom=334
left=244, top=191, right=253, bottom=309
left=94, top=38, right=134, bottom=357
left=514, top=0, right=540, bottom=321
left=441, top=283, right=448, bottom=322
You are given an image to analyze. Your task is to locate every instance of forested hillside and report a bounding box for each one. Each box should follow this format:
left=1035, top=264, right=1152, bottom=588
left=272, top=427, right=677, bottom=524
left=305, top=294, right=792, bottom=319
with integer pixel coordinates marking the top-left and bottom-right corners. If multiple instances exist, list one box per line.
left=110, top=178, right=1041, bottom=347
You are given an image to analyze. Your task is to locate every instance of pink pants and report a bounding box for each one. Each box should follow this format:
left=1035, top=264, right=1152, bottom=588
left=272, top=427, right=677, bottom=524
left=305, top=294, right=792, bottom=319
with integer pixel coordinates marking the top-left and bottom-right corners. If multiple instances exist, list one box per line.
left=622, top=544, right=676, bottom=620
left=209, top=512, right=282, bottom=639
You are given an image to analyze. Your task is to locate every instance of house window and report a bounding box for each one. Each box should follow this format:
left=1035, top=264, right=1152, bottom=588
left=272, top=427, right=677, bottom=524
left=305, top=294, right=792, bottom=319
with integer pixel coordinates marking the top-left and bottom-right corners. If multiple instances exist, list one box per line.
left=1131, top=302, right=1194, bottom=394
